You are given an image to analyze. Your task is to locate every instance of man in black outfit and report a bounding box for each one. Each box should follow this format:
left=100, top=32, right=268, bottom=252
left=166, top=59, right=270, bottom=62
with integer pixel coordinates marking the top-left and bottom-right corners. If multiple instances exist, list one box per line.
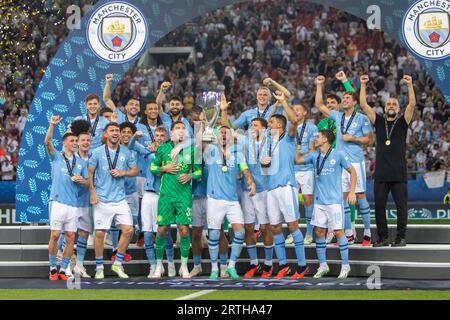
left=359, top=74, right=416, bottom=247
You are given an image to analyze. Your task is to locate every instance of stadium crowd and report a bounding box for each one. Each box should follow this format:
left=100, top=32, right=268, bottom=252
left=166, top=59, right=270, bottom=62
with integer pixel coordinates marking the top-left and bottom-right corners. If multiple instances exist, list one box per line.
left=1, top=0, right=449, bottom=181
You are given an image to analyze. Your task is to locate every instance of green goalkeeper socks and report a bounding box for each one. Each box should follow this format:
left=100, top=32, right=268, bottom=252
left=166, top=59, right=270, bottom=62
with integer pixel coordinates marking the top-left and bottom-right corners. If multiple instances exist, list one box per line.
left=180, top=234, right=191, bottom=261
left=350, top=204, right=356, bottom=229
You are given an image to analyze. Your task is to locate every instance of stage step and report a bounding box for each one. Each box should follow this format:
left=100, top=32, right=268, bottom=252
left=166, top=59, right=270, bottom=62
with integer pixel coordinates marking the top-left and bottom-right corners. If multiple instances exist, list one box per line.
left=1, top=225, right=450, bottom=245
left=0, top=259, right=449, bottom=280
left=1, top=244, right=450, bottom=263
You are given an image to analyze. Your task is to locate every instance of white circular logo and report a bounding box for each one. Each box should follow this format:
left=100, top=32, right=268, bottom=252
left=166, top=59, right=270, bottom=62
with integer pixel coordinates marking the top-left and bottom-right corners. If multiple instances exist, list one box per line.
left=402, top=0, right=450, bottom=60
left=77, top=164, right=82, bottom=170
left=120, top=156, right=125, bottom=162
left=87, top=2, right=148, bottom=64
left=330, top=159, right=336, bottom=165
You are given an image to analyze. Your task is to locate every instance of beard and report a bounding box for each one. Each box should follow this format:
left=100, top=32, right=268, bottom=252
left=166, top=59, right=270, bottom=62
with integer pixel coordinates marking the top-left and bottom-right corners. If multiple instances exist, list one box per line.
left=170, top=109, right=181, bottom=116
left=386, top=110, right=397, bottom=117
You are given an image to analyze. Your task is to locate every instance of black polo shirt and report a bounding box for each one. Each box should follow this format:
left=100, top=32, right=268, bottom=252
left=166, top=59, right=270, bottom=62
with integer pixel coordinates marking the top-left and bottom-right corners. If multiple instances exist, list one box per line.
left=374, top=114, right=409, bottom=182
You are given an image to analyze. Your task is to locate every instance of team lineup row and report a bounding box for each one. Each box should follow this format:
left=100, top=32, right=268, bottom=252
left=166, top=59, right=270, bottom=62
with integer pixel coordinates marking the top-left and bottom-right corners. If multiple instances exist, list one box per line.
left=45, top=71, right=416, bottom=281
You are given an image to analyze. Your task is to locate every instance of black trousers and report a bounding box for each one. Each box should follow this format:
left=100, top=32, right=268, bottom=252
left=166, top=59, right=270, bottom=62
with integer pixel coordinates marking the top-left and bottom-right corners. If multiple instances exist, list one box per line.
left=374, top=181, right=408, bottom=240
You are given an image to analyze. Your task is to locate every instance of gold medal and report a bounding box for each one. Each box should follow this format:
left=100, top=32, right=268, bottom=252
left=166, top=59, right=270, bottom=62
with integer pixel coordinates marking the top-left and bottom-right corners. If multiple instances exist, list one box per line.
left=71, top=176, right=76, bottom=182
left=385, top=140, right=391, bottom=146
left=222, top=166, right=228, bottom=173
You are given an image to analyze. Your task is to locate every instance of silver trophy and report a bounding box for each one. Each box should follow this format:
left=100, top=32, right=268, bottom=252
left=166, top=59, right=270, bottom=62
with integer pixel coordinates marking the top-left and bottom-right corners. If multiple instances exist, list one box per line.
left=198, top=91, right=221, bottom=143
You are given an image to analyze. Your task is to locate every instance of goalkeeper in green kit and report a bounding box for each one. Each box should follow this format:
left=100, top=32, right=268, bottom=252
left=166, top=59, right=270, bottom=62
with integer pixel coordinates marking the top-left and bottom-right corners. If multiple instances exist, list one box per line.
left=316, top=71, right=358, bottom=242
left=150, top=121, right=202, bottom=278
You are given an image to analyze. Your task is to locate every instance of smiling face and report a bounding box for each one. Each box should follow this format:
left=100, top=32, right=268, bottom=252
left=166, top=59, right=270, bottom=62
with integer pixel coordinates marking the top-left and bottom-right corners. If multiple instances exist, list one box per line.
left=315, top=131, right=327, bottom=148
left=268, top=117, right=283, bottom=137
left=120, top=127, right=134, bottom=145
left=342, top=92, right=356, bottom=110
left=326, top=97, right=339, bottom=111
left=126, top=98, right=140, bottom=117
left=77, top=133, right=91, bottom=153
left=145, top=102, right=159, bottom=120
left=105, top=125, right=120, bottom=145
left=154, top=129, right=167, bottom=146
left=251, top=119, right=265, bottom=139
left=169, top=99, right=183, bottom=116
left=293, top=104, right=307, bottom=122
left=63, top=135, right=78, bottom=153
left=86, top=98, right=100, bottom=116
left=257, top=87, right=270, bottom=107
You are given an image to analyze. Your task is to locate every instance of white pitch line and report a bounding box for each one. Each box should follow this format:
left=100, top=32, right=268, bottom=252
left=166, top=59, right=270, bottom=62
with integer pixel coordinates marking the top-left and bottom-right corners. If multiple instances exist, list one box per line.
left=174, top=289, right=216, bottom=300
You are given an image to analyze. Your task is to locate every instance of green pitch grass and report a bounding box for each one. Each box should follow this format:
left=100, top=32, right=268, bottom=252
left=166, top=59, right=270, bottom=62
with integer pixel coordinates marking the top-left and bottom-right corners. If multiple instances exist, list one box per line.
left=1, top=290, right=450, bottom=300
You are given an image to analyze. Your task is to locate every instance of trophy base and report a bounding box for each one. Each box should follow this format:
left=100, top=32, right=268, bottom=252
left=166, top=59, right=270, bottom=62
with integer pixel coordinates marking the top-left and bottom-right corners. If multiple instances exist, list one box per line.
left=202, top=134, right=217, bottom=143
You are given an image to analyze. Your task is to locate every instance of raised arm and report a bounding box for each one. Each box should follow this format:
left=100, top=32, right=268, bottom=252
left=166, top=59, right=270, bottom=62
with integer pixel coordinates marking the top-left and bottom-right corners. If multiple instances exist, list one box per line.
left=156, top=81, right=171, bottom=116
left=219, top=92, right=230, bottom=127
left=359, top=75, right=376, bottom=124
left=315, top=76, right=331, bottom=118
left=103, top=74, right=116, bottom=111
left=44, top=116, right=61, bottom=156
left=336, top=71, right=355, bottom=93
left=273, top=90, right=297, bottom=125
left=403, top=75, right=416, bottom=125
left=263, top=77, right=292, bottom=100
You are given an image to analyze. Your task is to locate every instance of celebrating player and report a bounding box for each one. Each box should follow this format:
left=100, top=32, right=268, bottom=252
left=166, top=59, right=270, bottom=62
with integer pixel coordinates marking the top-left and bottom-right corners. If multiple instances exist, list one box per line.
left=293, top=103, right=318, bottom=245
left=150, top=121, right=202, bottom=278
left=203, top=124, right=256, bottom=279
left=296, top=129, right=357, bottom=279
left=74, top=94, right=109, bottom=149
left=315, top=75, right=374, bottom=246
left=103, top=74, right=141, bottom=125
left=261, top=91, right=309, bottom=279
left=45, top=116, right=89, bottom=281
left=70, top=120, right=94, bottom=278
left=89, top=123, right=139, bottom=279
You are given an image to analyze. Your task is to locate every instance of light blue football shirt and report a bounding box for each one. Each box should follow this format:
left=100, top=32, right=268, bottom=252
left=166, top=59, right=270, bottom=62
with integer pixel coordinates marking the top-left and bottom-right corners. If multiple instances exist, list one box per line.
left=76, top=153, right=91, bottom=208
left=241, top=134, right=269, bottom=193
left=330, top=110, right=372, bottom=163
left=304, top=149, right=351, bottom=205
left=265, top=132, right=297, bottom=191
left=234, top=104, right=282, bottom=128
left=115, top=110, right=140, bottom=125
left=128, top=136, right=160, bottom=193
left=89, top=145, right=137, bottom=203
left=50, top=152, right=88, bottom=207
left=294, top=121, right=318, bottom=172
left=205, top=144, right=247, bottom=202
left=161, top=113, right=193, bottom=137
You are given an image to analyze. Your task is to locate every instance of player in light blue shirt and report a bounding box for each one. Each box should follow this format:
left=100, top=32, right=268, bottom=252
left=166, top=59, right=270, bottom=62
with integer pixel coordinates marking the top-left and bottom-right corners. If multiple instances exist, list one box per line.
left=315, top=75, right=374, bottom=246
left=204, top=125, right=256, bottom=279
left=238, top=117, right=276, bottom=278
left=293, top=103, right=318, bottom=244
left=74, top=94, right=109, bottom=149
left=297, top=129, right=357, bottom=279
left=128, top=126, right=176, bottom=278
left=262, top=91, right=309, bottom=280
left=45, top=116, right=89, bottom=281
left=103, top=74, right=141, bottom=125
left=88, top=122, right=139, bottom=279
left=68, top=119, right=94, bottom=279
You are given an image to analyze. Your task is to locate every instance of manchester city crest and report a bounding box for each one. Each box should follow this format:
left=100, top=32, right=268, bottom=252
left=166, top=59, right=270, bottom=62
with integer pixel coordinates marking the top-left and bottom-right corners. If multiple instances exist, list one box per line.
left=402, top=0, right=450, bottom=60
left=87, top=2, right=148, bottom=63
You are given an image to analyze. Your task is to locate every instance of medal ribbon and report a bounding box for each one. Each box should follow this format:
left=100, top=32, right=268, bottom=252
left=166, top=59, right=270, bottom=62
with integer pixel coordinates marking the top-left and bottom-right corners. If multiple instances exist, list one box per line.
left=340, top=110, right=357, bottom=135
left=105, top=145, right=120, bottom=170
left=62, top=153, right=76, bottom=177
left=316, top=147, right=332, bottom=177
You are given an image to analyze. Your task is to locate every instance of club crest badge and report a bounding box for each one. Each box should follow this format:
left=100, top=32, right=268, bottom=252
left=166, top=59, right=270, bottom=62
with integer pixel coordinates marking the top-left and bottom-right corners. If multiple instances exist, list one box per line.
left=87, top=2, right=148, bottom=63
left=402, top=0, right=450, bottom=60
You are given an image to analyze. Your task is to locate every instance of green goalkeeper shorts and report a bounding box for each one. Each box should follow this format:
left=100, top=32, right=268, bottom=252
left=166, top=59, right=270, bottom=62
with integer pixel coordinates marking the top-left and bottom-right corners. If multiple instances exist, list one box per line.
left=157, top=195, right=192, bottom=226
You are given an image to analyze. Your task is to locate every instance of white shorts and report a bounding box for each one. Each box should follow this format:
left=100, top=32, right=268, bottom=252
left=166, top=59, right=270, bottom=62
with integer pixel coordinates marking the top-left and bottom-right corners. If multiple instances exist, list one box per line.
left=207, top=197, right=244, bottom=230
left=240, top=191, right=269, bottom=225
left=49, top=201, right=78, bottom=232
left=192, top=196, right=207, bottom=228
left=93, top=200, right=132, bottom=230
left=126, top=192, right=139, bottom=217
left=141, top=191, right=158, bottom=232
left=267, top=184, right=299, bottom=225
left=342, top=161, right=366, bottom=193
left=311, top=204, right=344, bottom=230
left=295, top=171, right=314, bottom=195
left=136, top=177, right=146, bottom=198
left=76, top=207, right=93, bottom=234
